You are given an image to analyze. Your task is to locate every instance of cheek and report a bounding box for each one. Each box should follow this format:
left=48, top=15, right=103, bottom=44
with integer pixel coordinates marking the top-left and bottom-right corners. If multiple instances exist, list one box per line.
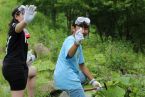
left=84, top=30, right=89, bottom=33
left=21, top=17, right=24, bottom=21
left=22, top=15, right=24, bottom=19
left=20, top=14, right=24, bottom=18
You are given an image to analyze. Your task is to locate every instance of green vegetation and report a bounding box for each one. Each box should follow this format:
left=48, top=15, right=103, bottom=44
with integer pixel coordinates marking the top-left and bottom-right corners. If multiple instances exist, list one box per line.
left=0, top=0, right=145, bottom=97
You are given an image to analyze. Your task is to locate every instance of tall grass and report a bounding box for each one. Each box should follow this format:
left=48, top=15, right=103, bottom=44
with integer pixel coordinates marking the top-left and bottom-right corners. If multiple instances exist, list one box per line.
left=1, top=0, right=145, bottom=96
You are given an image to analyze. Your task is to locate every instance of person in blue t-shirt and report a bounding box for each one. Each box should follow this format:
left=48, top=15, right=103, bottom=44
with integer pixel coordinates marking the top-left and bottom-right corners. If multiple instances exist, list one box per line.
left=54, top=17, right=102, bottom=97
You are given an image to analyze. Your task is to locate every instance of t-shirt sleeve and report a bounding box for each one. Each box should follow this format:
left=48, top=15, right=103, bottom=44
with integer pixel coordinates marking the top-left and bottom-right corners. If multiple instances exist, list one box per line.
left=64, top=38, right=74, bottom=59
left=79, top=46, right=85, bottom=65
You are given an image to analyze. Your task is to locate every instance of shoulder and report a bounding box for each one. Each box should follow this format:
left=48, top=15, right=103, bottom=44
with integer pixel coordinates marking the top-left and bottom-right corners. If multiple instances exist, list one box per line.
left=63, top=35, right=74, bottom=45
left=64, top=35, right=75, bottom=42
left=12, top=22, right=17, bottom=27
left=10, top=22, right=18, bottom=28
left=9, top=22, right=18, bottom=32
left=8, top=22, right=21, bottom=35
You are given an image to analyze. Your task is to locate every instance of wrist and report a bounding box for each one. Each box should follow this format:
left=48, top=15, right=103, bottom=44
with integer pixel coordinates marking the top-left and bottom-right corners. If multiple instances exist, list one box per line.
left=74, top=41, right=80, bottom=47
left=23, top=18, right=29, bottom=24
left=21, top=20, right=27, bottom=25
left=89, top=78, right=96, bottom=85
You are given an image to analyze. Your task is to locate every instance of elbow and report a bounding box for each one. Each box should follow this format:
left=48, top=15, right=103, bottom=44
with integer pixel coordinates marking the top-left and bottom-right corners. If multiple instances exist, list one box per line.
left=15, top=25, right=23, bottom=33
left=15, top=29, right=22, bottom=33
left=66, top=54, right=73, bottom=59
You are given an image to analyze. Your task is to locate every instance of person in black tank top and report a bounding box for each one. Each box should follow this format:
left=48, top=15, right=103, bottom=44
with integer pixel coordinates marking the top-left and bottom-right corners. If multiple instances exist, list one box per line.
left=2, top=5, right=37, bottom=97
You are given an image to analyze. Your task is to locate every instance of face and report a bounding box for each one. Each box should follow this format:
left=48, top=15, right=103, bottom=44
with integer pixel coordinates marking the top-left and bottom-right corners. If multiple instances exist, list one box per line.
left=75, top=25, right=89, bottom=37
left=71, top=25, right=75, bottom=34
left=15, top=12, right=24, bottom=22
left=82, top=26, right=89, bottom=37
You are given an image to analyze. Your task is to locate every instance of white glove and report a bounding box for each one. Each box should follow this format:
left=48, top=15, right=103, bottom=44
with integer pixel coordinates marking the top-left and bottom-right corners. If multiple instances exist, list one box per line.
left=74, top=28, right=84, bottom=45
left=27, top=50, right=36, bottom=66
left=90, top=79, right=102, bottom=88
left=24, top=5, right=37, bottom=24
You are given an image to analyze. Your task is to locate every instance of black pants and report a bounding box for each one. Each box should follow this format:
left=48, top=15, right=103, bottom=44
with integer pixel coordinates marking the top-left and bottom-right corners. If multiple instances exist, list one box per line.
left=2, top=61, right=28, bottom=90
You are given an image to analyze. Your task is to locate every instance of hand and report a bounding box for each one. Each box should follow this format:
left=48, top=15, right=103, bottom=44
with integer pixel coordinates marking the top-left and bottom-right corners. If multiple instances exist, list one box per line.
left=24, top=5, right=37, bottom=24
left=90, top=79, right=102, bottom=88
left=27, top=50, right=36, bottom=66
left=74, top=28, right=84, bottom=45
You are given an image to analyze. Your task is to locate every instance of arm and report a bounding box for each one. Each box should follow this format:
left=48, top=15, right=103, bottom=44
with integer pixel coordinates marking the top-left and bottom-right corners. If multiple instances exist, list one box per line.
left=67, top=28, right=84, bottom=58
left=15, top=20, right=27, bottom=33
left=15, top=5, right=37, bottom=33
left=79, top=64, right=102, bottom=87
left=79, top=64, right=93, bottom=80
left=68, top=43, right=79, bottom=58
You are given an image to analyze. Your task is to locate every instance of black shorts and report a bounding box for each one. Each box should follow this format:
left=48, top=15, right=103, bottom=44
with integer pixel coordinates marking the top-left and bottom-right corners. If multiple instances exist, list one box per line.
left=2, top=61, right=28, bottom=90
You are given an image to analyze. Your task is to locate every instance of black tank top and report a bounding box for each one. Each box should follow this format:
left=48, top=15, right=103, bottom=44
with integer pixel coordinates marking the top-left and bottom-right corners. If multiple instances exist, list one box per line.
left=3, top=22, right=28, bottom=65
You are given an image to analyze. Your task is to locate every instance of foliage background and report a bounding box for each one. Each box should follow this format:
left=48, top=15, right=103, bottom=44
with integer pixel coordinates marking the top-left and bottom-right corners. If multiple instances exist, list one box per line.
left=0, top=0, right=145, bottom=97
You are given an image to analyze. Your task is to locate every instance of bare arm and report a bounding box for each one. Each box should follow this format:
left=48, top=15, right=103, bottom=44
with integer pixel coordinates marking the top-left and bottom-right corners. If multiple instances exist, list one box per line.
left=68, top=43, right=79, bottom=58
left=79, top=64, right=94, bottom=80
left=15, top=20, right=27, bottom=33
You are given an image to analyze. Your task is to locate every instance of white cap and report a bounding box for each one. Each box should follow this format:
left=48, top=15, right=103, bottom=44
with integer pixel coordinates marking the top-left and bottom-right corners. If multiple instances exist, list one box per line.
left=75, top=17, right=90, bottom=26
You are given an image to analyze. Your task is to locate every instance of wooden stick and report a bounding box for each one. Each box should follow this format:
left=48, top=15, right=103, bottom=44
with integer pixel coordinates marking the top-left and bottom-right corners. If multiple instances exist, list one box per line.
left=84, top=88, right=97, bottom=91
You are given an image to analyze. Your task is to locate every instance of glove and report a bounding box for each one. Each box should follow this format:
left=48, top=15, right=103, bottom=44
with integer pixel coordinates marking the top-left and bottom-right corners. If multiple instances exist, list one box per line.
left=89, top=79, right=102, bottom=88
left=74, top=28, right=84, bottom=45
left=27, top=50, right=36, bottom=66
left=24, top=5, right=37, bottom=24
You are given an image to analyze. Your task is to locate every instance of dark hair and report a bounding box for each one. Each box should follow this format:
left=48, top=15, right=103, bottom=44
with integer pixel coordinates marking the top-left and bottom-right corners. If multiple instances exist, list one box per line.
left=71, top=19, right=76, bottom=27
left=9, top=6, right=21, bottom=26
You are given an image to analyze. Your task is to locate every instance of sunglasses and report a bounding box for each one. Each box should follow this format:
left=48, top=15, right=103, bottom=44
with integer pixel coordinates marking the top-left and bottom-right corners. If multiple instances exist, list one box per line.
left=20, top=9, right=25, bottom=15
left=79, top=24, right=89, bottom=29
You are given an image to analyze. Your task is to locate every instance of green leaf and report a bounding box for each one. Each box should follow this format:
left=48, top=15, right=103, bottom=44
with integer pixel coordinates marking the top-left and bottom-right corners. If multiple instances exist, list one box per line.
left=97, top=86, right=125, bottom=97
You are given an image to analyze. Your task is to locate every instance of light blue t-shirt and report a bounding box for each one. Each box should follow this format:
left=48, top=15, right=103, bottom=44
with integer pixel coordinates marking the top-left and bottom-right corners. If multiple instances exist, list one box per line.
left=54, top=35, right=85, bottom=90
